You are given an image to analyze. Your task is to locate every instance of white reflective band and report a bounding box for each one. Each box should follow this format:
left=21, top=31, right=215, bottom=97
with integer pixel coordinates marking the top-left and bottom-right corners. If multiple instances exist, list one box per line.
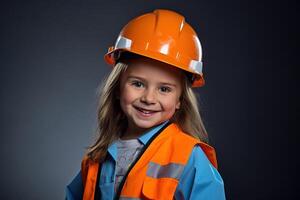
left=115, top=36, right=132, bottom=50
left=146, top=162, right=185, bottom=180
left=189, top=60, right=203, bottom=75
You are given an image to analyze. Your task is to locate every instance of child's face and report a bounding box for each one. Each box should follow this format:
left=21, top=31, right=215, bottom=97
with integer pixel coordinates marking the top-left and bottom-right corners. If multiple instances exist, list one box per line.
left=119, top=57, right=183, bottom=136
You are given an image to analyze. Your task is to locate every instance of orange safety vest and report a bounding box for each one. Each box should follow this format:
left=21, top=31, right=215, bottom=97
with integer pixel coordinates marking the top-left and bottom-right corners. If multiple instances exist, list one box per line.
left=81, top=123, right=218, bottom=200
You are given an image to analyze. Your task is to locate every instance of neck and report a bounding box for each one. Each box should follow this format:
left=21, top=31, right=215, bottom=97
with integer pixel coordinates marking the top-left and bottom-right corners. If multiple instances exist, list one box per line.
left=121, top=124, right=150, bottom=140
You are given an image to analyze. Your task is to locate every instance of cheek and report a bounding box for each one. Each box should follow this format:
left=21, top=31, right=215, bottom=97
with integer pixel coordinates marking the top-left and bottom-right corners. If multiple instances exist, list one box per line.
left=161, top=97, right=180, bottom=112
left=120, top=93, right=131, bottom=110
left=119, top=94, right=133, bottom=117
left=120, top=86, right=137, bottom=107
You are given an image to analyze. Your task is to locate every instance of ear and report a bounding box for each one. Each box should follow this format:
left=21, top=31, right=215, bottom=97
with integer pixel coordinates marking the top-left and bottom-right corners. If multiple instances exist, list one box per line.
left=175, top=101, right=181, bottom=109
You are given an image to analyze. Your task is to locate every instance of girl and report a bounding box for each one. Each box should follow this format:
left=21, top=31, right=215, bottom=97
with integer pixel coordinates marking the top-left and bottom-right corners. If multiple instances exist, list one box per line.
left=66, top=9, right=226, bottom=200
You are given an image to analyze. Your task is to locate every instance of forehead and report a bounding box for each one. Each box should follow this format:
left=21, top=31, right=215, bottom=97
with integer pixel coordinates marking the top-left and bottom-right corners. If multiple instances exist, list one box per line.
left=123, top=57, right=184, bottom=83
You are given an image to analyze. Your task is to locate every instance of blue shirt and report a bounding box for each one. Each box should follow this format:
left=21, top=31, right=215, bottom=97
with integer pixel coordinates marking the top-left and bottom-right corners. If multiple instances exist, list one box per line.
left=66, top=122, right=226, bottom=200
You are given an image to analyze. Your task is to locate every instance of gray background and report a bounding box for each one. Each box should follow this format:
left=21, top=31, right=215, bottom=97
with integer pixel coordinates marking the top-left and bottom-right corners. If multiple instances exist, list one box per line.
left=0, top=0, right=297, bottom=199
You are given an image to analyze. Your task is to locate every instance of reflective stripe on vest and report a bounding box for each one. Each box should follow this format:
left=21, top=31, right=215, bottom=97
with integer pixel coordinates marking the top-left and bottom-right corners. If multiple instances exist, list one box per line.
left=147, top=162, right=185, bottom=180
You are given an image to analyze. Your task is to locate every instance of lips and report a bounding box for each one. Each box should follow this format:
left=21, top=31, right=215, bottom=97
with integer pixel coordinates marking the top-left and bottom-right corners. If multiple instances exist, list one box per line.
left=133, top=106, right=160, bottom=116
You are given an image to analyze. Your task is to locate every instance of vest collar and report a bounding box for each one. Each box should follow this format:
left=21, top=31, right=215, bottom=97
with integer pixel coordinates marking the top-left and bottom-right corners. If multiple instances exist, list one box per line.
left=107, top=120, right=169, bottom=161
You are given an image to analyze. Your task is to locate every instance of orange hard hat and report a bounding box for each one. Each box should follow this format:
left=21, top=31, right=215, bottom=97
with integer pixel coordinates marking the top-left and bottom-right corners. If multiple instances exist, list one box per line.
left=104, top=9, right=205, bottom=87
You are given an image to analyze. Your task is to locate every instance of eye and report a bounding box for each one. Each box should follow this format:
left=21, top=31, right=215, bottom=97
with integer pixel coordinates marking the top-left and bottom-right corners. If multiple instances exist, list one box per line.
left=159, top=86, right=171, bottom=93
left=131, top=80, right=144, bottom=88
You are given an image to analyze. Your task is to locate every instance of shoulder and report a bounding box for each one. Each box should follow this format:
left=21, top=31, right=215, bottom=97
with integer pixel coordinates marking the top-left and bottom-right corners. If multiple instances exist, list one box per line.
left=66, top=170, right=84, bottom=200
left=175, top=146, right=226, bottom=199
left=170, top=124, right=218, bottom=168
left=169, top=124, right=200, bottom=145
left=188, top=146, right=222, bottom=181
left=187, top=146, right=224, bottom=187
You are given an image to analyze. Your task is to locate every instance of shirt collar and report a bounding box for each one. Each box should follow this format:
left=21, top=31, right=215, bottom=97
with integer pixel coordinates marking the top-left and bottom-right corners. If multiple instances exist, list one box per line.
left=107, top=120, right=169, bottom=160
left=138, top=120, right=169, bottom=145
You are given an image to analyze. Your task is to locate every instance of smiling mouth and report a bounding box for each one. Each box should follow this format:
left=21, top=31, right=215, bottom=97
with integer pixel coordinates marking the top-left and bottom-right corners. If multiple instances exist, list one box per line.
left=133, top=106, right=160, bottom=115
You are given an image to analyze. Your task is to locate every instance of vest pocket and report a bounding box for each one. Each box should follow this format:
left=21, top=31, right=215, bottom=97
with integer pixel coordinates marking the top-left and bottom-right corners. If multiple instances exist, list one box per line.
left=142, top=176, right=178, bottom=200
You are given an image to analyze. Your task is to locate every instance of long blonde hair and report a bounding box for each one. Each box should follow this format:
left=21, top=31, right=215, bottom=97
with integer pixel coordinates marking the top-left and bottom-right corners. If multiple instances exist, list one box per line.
left=87, top=61, right=208, bottom=162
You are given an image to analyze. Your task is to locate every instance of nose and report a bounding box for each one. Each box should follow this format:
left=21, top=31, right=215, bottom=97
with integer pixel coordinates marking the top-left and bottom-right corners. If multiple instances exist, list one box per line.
left=140, top=88, right=156, bottom=105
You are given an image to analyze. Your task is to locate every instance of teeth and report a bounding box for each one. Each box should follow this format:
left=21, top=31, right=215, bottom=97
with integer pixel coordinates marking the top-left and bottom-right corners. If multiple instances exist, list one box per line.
left=136, top=107, right=153, bottom=114
left=140, top=109, right=150, bottom=114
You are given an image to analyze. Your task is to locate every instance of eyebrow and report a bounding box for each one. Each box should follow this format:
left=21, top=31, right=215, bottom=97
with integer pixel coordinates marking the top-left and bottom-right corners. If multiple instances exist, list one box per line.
left=127, top=75, right=178, bottom=87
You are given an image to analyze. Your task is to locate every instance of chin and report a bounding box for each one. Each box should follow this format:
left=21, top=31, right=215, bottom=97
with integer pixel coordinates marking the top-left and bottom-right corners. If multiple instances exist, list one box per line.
left=133, top=119, right=161, bottom=129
